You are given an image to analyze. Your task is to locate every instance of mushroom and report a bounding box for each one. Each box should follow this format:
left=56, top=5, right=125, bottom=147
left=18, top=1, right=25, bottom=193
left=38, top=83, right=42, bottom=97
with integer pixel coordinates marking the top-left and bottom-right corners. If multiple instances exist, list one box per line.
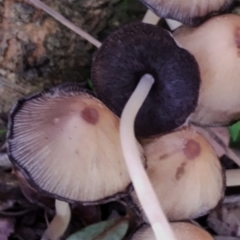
left=41, top=200, right=71, bottom=240
left=138, top=0, right=233, bottom=26
left=130, top=222, right=214, bottom=240
left=7, top=83, right=139, bottom=204
left=91, top=22, right=201, bottom=138
left=92, top=22, right=200, bottom=239
left=173, top=14, right=240, bottom=127
left=130, top=127, right=225, bottom=221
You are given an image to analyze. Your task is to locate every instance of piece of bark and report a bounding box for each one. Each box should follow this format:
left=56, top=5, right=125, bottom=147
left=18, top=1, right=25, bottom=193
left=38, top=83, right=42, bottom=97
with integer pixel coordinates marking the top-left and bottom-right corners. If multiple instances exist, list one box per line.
left=0, top=0, right=115, bottom=114
left=0, top=0, right=146, bottom=115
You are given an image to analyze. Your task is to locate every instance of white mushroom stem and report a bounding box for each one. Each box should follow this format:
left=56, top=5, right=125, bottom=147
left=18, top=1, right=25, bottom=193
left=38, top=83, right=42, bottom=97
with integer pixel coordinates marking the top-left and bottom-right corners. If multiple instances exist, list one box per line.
left=226, top=169, right=240, bottom=187
left=120, top=74, right=176, bottom=240
left=142, top=10, right=160, bottom=25
left=28, top=0, right=102, bottom=48
left=142, top=10, right=182, bottom=31
left=165, top=19, right=182, bottom=30
left=41, top=200, right=71, bottom=240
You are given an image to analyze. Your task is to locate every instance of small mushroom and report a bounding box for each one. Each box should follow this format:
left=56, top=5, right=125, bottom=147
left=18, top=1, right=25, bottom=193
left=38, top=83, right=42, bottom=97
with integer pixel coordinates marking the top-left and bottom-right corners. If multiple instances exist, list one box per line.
left=131, top=222, right=214, bottom=240
left=92, top=22, right=200, bottom=138
left=92, top=22, right=201, bottom=240
left=173, top=14, right=240, bottom=127
left=130, top=127, right=225, bottom=221
left=138, top=0, right=233, bottom=26
left=7, top=83, right=138, bottom=204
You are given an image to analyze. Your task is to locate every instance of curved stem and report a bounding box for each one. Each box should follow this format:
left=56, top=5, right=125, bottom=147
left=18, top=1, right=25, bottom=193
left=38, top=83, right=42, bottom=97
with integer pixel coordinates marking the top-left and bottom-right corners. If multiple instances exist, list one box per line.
left=120, top=74, right=176, bottom=240
left=28, top=0, right=102, bottom=48
left=41, top=200, right=71, bottom=240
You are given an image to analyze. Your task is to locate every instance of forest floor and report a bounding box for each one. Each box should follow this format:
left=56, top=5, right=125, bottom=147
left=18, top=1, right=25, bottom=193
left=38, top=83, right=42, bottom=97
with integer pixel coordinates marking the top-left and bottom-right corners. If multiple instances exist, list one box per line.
left=1, top=0, right=240, bottom=239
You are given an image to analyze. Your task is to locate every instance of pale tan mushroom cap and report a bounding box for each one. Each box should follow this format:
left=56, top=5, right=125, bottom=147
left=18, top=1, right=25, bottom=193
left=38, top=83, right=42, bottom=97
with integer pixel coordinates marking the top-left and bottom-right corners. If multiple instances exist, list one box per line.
left=174, top=14, right=240, bottom=126
left=131, top=222, right=213, bottom=240
left=139, top=0, right=231, bottom=25
left=132, top=127, right=224, bottom=221
left=172, top=222, right=213, bottom=240
left=7, top=84, right=134, bottom=203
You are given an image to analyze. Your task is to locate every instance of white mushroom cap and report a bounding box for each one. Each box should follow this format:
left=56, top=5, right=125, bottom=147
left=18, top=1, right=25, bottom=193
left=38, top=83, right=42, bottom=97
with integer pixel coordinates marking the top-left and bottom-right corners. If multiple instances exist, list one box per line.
left=131, top=127, right=224, bottom=221
left=173, top=14, right=240, bottom=126
left=7, top=83, right=140, bottom=204
left=131, top=222, right=214, bottom=240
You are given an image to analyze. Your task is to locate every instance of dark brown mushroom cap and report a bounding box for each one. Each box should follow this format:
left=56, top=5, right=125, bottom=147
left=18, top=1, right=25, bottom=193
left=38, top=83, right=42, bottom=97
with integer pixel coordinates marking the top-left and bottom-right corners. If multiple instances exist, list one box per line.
left=130, top=127, right=225, bottom=221
left=7, top=83, right=139, bottom=204
left=130, top=223, right=214, bottom=240
left=91, top=22, right=200, bottom=138
left=139, top=0, right=233, bottom=26
left=173, top=14, right=240, bottom=127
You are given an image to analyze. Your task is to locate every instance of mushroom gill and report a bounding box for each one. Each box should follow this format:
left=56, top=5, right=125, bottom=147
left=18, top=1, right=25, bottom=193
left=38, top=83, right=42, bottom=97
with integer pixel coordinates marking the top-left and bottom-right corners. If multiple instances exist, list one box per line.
left=7, top=83, right=139, bottom=204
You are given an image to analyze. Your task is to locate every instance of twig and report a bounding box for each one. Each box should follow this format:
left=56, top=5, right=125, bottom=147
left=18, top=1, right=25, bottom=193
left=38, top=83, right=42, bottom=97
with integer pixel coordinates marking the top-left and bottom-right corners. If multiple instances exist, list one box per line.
left=27, top=0, right=102, bottom=48
left=192, top=126, right=240, bottom=167
left=224, top=195, right=240, bottom=204
left=207, top=127, right=240, bottom=167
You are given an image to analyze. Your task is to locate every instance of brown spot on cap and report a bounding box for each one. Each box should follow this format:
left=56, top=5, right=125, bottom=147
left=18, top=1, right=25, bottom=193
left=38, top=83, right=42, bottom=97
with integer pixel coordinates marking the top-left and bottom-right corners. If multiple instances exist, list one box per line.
left=183, top=139, right=201, bottom=160
left=81, top=107, right=99, bottom=125
left=175, top=162, right=186, bottom=180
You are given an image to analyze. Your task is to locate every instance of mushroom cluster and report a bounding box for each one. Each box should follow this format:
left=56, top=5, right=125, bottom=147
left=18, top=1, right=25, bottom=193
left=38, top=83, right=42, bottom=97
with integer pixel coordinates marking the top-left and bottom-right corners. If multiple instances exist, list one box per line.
left=5, top=0, right=240, bottom=239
